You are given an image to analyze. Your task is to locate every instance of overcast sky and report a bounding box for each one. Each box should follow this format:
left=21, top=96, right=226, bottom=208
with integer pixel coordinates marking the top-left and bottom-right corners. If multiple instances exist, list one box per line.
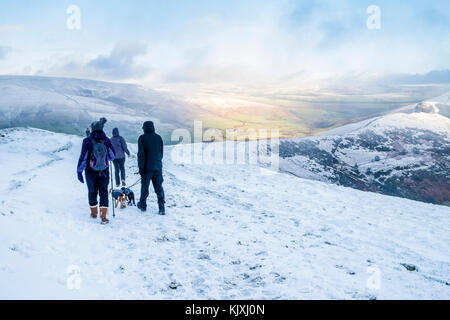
left=0, top=0, right=449, bottom=89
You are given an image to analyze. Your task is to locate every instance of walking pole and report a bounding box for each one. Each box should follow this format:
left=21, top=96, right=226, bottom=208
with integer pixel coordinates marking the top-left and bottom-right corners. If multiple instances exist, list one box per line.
left=110, top=161, right=115, bottom=218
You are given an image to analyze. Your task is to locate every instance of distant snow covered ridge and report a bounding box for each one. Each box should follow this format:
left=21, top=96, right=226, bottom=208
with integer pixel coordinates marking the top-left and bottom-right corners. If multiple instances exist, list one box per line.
left=390, top=91, right=450, bottom=117
left=0, top=75, right=198, bottom=142
left=0, top=128, right=449, bottom=299
left=280, top=109, right=450, bottom=205
left=432, top=91, right=450, bottom=114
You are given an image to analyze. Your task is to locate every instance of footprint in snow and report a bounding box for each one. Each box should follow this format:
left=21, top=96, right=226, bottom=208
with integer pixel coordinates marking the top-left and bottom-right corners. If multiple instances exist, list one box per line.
left=270, top=272, right=286, bottom=283
left=335, top=265, right=356, bottom=275
left=249, top=264, right=263, bottom=271
left=249, top=276, right=265, bottom=287
left=8, top=180, right=24, bottom=191
left=115, top=265, right=126, bottom=274
left=197, top=252, right=211, bottom=260
left=156, top=235, right=171, bottom=242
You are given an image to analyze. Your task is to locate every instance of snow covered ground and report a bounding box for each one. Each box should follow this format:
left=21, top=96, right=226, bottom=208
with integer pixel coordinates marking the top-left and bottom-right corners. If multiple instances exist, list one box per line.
left=0, top=128, right=449, bottom=299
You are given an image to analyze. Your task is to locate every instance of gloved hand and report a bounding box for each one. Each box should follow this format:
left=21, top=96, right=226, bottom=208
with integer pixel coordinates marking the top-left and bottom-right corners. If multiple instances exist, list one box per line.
left=77, top=171, right=84, bottom=183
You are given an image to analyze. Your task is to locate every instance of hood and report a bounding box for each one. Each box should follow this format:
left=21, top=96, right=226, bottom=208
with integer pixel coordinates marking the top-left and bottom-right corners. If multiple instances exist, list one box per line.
left=143, top=121, right=155, bottom=133
left=112, top=128, right=119, bottom=137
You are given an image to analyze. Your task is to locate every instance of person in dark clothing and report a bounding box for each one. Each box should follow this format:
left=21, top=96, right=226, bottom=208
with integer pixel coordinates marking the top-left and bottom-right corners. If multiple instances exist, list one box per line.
left=77, top=117, right=115, bottom=224
left=110, top=128, right=130, bottom=187
left=85, top=127, right=90, bottom=138
left=137, top=121, right=165, bottom=215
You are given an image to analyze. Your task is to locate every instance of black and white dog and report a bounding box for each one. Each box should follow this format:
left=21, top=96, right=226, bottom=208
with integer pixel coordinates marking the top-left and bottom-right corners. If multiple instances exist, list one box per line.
left=121, top=187, right=136, bottom=206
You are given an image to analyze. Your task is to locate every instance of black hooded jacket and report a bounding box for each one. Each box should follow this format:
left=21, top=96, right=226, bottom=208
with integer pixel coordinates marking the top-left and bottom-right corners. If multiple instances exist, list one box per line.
left=137, top=121, right=164, bottom=172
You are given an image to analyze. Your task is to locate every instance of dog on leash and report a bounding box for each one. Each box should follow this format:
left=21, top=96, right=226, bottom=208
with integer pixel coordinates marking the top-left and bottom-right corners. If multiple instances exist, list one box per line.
left=110, top=188, right=127, bottom=209
left=121, top=187, right=136, bottom=206
left=109, top=187, right=136, bottom=209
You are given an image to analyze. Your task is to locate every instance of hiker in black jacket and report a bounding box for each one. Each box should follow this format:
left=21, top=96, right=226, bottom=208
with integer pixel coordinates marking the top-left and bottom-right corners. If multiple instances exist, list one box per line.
left=137, top=121, right=165, bottom=215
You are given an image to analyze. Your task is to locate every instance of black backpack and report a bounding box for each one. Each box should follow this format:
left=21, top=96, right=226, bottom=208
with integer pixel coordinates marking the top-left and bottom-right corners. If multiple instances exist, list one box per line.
left=89, top=138, right=108, bottom=171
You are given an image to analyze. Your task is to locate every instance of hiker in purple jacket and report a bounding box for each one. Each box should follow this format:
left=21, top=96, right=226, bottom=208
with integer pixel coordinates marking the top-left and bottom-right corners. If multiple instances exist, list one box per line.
left=110, top=128, right=130, bottom=187
left=77, top=117, right=115, bottom=224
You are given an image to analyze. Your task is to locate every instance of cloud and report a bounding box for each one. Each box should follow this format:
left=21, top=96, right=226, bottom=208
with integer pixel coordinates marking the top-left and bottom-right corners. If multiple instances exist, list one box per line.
left=45, top=41, right=150, bottom=81
left=0, top=46, right=11, bottom=59
left=86, top=42, right=149, bottom=79
left=381, top=70, right=450, bottom=85
left=12, top=1, right=450, bottom=88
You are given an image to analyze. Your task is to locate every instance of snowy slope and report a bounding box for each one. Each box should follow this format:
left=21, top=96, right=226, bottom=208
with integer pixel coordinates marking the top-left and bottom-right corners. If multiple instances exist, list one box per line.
left=280, top=107, right=450, bottom=204
left=0, top=128, right=449, bottom=299
left=315, top=111, right=449, bottom=137
left=0, top=75, right=197, bottom=141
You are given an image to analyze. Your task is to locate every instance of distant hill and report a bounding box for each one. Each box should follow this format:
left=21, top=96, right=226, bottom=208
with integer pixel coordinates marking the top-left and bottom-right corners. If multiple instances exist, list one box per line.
left=280, top=96, right=450, bottom=205
left=3, top=75, right=448, bottom=144
left=0, top=75, right=198, bottom=143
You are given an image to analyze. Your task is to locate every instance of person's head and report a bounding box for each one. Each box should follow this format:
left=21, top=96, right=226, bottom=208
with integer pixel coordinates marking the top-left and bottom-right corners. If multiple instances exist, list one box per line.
left=112, top=127, right=119, bottom=137
left=91, top=117, right=107, bottom=132
left=142, top=121, right=155, bottom=134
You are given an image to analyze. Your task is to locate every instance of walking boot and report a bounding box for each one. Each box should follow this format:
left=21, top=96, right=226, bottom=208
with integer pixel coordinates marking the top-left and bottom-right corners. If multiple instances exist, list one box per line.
left=90, top=206, right=98, bottom=219
left=158, top=202, right=165, bottom=215
left=100, top=207, right=109, bottom=224
left=137, top=201, right=146, bottom=212
left=121, top=179, right=126, bottom=187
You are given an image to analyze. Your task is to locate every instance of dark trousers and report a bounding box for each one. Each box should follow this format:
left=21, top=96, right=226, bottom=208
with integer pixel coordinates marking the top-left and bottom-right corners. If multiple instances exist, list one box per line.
left=113, top=158, right=126, bottom=186
left=85, top=169, right=110, bottom=207
left=140, top=170, right=165, bottom=208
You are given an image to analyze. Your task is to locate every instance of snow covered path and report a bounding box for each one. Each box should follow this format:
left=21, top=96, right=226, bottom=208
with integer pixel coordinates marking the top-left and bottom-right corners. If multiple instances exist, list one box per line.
left=0, top=128, right=449, bottom=299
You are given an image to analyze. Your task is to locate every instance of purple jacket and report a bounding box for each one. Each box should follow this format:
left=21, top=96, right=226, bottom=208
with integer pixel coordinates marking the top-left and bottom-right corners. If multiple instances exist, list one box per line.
left=110, top=128, right=130, bottom=159
left=77, top=130, right=115, bottom=173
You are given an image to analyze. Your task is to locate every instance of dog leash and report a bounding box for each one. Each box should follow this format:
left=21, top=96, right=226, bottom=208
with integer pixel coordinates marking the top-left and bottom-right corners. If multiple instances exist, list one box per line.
left=127, top=178, right=141, bottom=189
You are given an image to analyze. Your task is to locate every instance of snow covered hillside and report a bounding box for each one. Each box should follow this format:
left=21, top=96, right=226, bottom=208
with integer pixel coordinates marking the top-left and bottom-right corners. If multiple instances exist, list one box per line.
left=0, top=75, right=197, bottom=142
left=0, top=128, right=449, bottom=299
left=280, top=105, right=450, bottom=205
